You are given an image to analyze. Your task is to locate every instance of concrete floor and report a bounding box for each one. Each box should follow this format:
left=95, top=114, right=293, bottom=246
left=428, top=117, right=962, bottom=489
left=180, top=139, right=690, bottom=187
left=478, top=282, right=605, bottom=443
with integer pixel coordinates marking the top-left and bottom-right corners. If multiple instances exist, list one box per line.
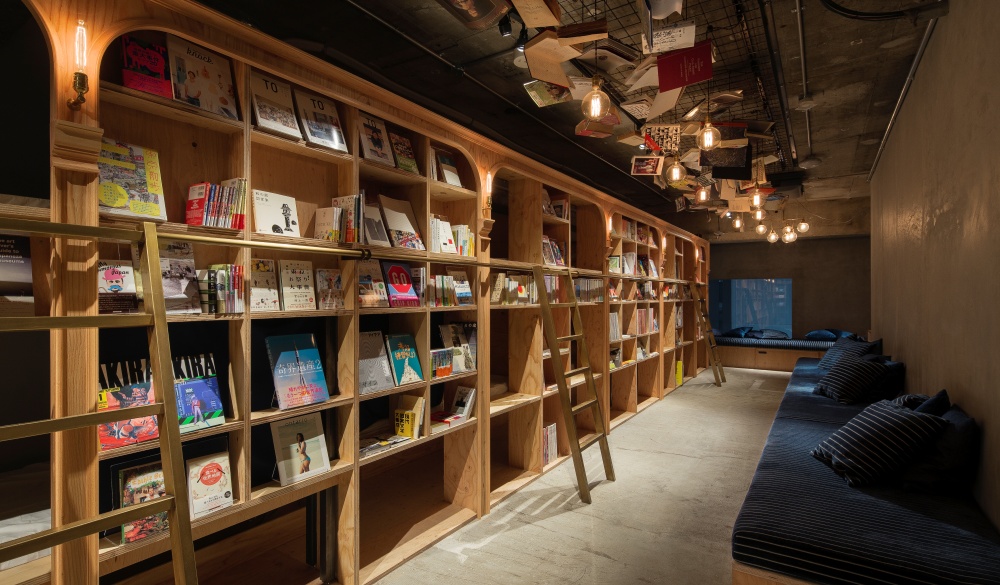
left=375, top=367, right=790, bottom=585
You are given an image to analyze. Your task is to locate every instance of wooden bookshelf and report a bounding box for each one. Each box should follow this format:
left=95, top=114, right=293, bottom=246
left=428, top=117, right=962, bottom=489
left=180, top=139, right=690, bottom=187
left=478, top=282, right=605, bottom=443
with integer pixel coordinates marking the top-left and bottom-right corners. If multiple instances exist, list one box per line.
left=7, top=6, right=709, bottom=585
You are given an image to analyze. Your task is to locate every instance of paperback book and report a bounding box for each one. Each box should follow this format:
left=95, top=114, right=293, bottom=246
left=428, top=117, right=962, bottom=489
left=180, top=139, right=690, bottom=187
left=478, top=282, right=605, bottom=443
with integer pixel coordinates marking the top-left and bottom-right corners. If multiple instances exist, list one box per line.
left=97, top=359, right=158, bottom=451
left=315, top=268, right=345, bottom=310
left=439, top=323, right=475, bottom=373
left=394, top=394, right=426, bottom=439
left=385, top=333, right=423, bottom=386
left=0, top=235, right=33, bottom=317
left=119, top=461, right=168, bottom=543
left=448, top=269, right=475, bottom=306
left=97, top=138, right=168, bottom=222
left=435, top=150, right=463, bottom=187
left=266, top=334, right=331, bottom=410
left=270, top=413, right=331, bottom=486
left=362, top=203, right=392, bottom=247
left=173, top=353, right=225, bottom=433
left=379, top=195, right=425, bottom=250
left=97, top=259, right=139, bottom=314
left=250, top=70, right=302, bottom=140
left=389, top=131, right=419, bottom=174
left=358, top=331, right=395, bottom=395
left=381, top=262, right=420, bottom=308
left=253, top=189, right=300, bottom=237
left=357, top=113, right=395, bottom=167
left=357, top=259, right=389, bottom=308
left=186, top=452, right=233, bottom=519
left=330, top=194, right=363, bottom=244
left=159, top=241, right=200, bottom=314
left=166, top=34, right=238, bottom=119
left=121, top=34, right=172, bottom=98
left=278, top=259, right=316, bottom=311
left=450, top=386, right=476, bottom=420
left=294, top=88, right=348, bottom=152
left=250, top=258, right=281, bottom=312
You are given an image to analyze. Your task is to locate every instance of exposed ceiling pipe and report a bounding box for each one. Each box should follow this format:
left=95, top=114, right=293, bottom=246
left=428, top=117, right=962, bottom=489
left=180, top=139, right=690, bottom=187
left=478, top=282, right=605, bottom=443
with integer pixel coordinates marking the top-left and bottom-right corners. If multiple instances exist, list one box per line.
left=793, top=0, right=811, bottom=155
left=866, top=18, right=937, bottom=182
left=757, top=0, right=799, bottom=165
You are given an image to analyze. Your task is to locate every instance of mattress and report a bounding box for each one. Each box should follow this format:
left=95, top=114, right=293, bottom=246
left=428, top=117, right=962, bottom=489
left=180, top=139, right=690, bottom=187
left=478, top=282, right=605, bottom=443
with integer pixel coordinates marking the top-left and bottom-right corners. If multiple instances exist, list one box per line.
left=715, top=337, right=835, bottom=351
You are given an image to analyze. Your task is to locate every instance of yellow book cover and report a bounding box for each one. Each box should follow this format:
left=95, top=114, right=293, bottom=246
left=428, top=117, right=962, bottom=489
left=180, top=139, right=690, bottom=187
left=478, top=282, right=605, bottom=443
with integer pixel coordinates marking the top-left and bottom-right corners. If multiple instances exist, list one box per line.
left=394, top=409, right=416, bottom=438
left=676, top=360, right=684, bottom=387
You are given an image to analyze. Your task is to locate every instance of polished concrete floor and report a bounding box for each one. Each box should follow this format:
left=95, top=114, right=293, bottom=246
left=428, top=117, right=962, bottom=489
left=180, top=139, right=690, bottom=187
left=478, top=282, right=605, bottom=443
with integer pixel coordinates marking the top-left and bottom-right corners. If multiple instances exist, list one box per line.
left=375, top=367, right=790, bottom=585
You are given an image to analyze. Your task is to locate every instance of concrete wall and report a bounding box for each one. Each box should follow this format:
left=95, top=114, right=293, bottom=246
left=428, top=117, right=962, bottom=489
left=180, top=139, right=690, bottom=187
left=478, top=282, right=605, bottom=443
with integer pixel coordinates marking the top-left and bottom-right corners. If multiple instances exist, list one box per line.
left=871, top=1, right=1000, bottom=527
left=709, top=236, right=870, bottom=338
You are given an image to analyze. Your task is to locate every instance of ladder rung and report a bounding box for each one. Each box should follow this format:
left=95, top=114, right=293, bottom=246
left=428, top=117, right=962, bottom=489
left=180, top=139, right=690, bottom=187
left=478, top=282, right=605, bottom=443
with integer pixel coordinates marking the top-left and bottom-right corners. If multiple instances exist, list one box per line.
left=557, top=333, right=583, bottom=343
left=579, top=433, right=604, bottom=451
left=0, top=314, right=155, bottom=332
left=571, top=399, right=598, bottom=415
left=563, top=366, right=590, bottom=378
left=0, top=495, right=174, bottom=564
left=0, top=403, right=165, bottom=443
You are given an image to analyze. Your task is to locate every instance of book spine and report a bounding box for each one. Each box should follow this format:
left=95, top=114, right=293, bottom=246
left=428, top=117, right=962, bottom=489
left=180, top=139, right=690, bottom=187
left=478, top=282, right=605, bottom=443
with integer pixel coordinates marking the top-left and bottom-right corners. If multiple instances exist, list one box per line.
left=207, top=269, right=217, bottom=313
left=186, top=183, right=209, bottom=226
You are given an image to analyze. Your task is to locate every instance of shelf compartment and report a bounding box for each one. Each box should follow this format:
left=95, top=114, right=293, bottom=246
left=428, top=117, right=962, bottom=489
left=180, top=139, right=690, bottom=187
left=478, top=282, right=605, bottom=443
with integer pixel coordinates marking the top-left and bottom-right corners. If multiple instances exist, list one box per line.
left=430, top=369, right=478, bottom=385
left=429, top=180, right=478, bottom=202
left=358, top=306, right=426, bottom=315
left=250, top=394, right=354, bottom=426
left=428, top=304, right=477, bottom=313
left=97, top=419, right=244, bottom=461
left=541, top=214, right=570, bottom=226
left=358, top=379, right=428, bottom=402
left=636, top=394, right=659, bottom=412
left=489, top=392, right=540, bottom=417
left=359, top=159, right=426, bottom=186
left=100, top=81, right=245, bottom=135
left=489, top=463, right=539, bottom=506
left=489, top=404, right=542, bottom=505
left=249, top=308, right=354, bottom=320
left=360, top=416, right=476, bottom=466
left=248, top=459, right=354, bottom=502
left=165, top=312, right=244, bottom=323
left=489, top=303, right=540, bottom=310
left=250, top=128, right=353, bottom=166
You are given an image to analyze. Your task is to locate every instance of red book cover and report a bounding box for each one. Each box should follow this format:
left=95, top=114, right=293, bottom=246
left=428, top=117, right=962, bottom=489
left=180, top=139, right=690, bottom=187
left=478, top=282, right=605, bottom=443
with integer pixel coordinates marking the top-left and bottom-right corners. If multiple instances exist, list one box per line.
left=657, top=40, right=713, bottom=93
left=185, top=182, right=210, bottom=226
left=121, top=35, right=173, bottom=99
left=381, top=262, right=420, bottom=307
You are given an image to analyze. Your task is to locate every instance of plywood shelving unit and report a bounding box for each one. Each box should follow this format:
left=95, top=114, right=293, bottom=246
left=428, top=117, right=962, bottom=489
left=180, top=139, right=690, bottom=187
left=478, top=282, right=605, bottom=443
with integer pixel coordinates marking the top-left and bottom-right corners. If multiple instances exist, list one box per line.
left=5, top=3, right=709, bottom=584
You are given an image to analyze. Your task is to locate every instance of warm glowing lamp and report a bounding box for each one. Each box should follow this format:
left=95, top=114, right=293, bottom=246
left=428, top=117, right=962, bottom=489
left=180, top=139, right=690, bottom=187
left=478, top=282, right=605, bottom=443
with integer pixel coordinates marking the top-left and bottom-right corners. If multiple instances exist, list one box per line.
left=732, top=214, right=743, bottom=230
left=750, top=190, right=763, bottom=208
left=767, top=230, right=779, bottom=243
left=696, top=117, right=722, bottom=151
left=753, top=209, right=765, bottom=221
left=755, top=223, right=768, bottom=235
left=696, top=186, right=710, bottom=202
left=797, top=220, right=810, bottom=233
left=68, top=20, right=89, bottom=110
left=582, top=77, right=611, bottom=121
left=667, top=157, right=686, bottom=182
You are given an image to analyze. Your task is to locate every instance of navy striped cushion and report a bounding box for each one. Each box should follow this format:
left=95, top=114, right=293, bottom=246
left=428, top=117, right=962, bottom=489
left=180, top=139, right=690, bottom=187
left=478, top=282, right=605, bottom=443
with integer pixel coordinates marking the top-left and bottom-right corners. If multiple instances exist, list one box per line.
left=814, top=353, right=891, bottom=404
left=811, top=400, right=947, bottom=487
left=892, top=394, right=930, bottom=409
left=817, top=337, right=877, bottom=370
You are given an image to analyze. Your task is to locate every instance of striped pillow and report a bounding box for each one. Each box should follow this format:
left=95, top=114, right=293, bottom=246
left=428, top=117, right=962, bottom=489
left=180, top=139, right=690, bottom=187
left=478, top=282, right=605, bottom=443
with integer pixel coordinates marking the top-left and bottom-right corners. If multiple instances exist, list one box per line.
left=891, top=394, right=930, bottom=409
left=811, top=400, right=947, bottom=487
left=813, top=353, right=890, bottom=404
left=817, top=337, right=877, bottom=370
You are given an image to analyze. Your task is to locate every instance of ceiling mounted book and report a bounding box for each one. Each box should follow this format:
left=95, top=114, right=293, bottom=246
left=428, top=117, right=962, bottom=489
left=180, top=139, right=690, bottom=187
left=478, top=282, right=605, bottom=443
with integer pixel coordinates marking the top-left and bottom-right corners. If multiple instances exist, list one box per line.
left=557, top=19, right=609, bottom=46
left=433, top=0, right=511, bottom=30
left=657, top=40, right=713, bottom=93
left=510, top=0, right=560, bottom=27
left=524, top=30, right=582, bottom=87
left=575, top=37, right=640, bottom=73
left=642, top=19, right=695, bottom=54
left=682, top=90, right=744, bottom=120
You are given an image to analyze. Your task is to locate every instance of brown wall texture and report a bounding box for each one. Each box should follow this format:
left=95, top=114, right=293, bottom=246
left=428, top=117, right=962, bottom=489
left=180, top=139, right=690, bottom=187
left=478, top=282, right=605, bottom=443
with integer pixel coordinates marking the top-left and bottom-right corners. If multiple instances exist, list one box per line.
left=708, top=236, right=871, bottom=338
left=871, top=1, right=1000, bottom=527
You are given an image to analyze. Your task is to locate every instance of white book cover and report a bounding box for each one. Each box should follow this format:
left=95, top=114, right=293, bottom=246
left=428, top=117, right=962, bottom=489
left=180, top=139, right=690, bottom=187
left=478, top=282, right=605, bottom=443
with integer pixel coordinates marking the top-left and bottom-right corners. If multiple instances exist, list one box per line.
left=165, top=34, right=238, bottom=119
left=278, top=259, right=316, bottom=311
left=250, top=258, right=280, bottom=312
left=314, top=207, right=341, bottom=241
left=159, top=241, right=200, bottom=314
left=545, top=423, right=558, bottom=463
left=450, top=386, right=476, bottom=419
left=315, top=268, right=345, bottom=310
left=447, top=269, right=474, bottom=306
left=358, top=331, right=395, bottom=395
left=363, top=204, right=392, bottom=247
left=379, top=195, right=425, bottom=250
left=270, top=413, right=330, bottom=486
left=253, top=189, right=300, bottom=237
left=250, top=70, right=302, bottom=140
left=435, top=217, right=458, bottom=254
left=357, top=113, right=395, bottom=167
left=293, top=88, right=348, bottom=152
left=186, top=452, right=234, bottom=519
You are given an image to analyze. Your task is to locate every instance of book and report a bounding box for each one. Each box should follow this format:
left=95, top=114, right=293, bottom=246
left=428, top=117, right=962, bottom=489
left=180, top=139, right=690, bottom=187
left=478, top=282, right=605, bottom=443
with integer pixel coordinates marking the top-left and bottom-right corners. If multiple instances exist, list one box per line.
left=97, top=138, right=168, bottom=222
left=379, top=195, right=425, bottom=250
left=656, top=39, right=713, bottom=93
left=293, top=88, right=348, bottom=152
left=543, top=423, right=558, bottom=465
left=435, top=150, right=463, bottom=187
left=331, top=194, right=362, bottom=244
left=430, top=348, right=453, bottom=378
left=381, top=262, right=420, bottom=308
left=270, top=413, right=331, bottom=486
left=394, top=394, right=425, bottom=439
left=278, top=259, right=316, bottom=311
left=166, top=34, right=238, bottom=119
left=523, top=79, right=572, bottom=107
left=389, top=131, right=419, bottom=174
left=357, top=259, right=389, bottom=308
left=357, top=113, right=395, bottom=167
left=550, top=239, right=566, bottom=266
left=358, top=331, right=396, bottom=395
left=159, top=241, right=200, bottom=314
left=362, top=203, right=392, bottom=247
left=119, top=461, right=169, bottom=543
left=97, top=259, right=139, bottom=314
left=97, top=359, right=158, bottom=451
left=121, top=34, right=172, bottom=98
left=250, top=70, right=302, bottom=140
left=250, top=258, right=281, bottom=312
left=252, top=189, right=300, bottom=237
left=439, top=324, right=475, bottom=373
left=186, top=452, right=233, bottom=519
left=541, top=236, right=557, bottom=266
left=0, top=235, right=33, bottom=317
left=172, top=353, right=225, bottom=432
left=385, top=333, right=423, bottom=386
left=431, top=215, right=458, bottom=254
left=315, top=268, right=345, bottom=310
left=490, top=271, right=506, bottom=305
left=411, top=266, right=426, bottom=307
left=450, top=386, right=476, bottom=420
left=608, top=255, right=621, bottom=274
left=266, top=334, right=331, bottom=410
left=447, top=269, right=475, bottom=306
left=314, top=206, right=341, bottom=241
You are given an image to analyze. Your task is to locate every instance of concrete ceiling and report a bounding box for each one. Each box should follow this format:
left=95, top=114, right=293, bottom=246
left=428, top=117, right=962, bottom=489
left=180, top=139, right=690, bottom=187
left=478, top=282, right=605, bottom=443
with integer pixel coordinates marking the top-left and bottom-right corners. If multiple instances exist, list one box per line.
left=194, top=0, right=941, bottom=230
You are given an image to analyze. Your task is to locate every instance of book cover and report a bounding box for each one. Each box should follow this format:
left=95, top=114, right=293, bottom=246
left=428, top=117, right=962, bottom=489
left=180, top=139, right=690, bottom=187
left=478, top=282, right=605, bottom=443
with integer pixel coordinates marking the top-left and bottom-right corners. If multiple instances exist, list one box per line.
left=657, top=39, right=713, bottom=93
left=294, top=88, right=348, bottom=152
left=252, top=189, right=300, bottom=237
left=250, top=70, right=303, bottom=140
left=269, top=413, right=331, bottom=486
left=385, top=333, right=423, bottom=386
left=362, top=203, right=392, bottom=247
left=278, top=259, right=316, bottom=311
left=395, top=394, right=425, bottom=438
left=158, top=241, right=200, bottom=314
left=523, top=80, right=572, bottom=107
left=434, top=216, right=458, bottom=254
left=250, top=258, right=280, bottom=312
left=381, top=262, right=420, bottom=308
left=315, top=268, right=345, bottom=310
left=314, top=207, right=341, bottom=241
left=97, top=359, right=158, bottom=451
left=450, top=386, right=476, bottom=419
left=435, top=150, right=463, bottom=187
left=186, top=452, right=233, bottom=519
left=221, top=177, right=248, bottom=230
left=121, top=34, right=172, bottom=98
left=119, top=461, right=168, bottom=543
left=608, top=255, right=621, bottom=274
left=97, top=260, right=139, bottom=314
left=357, top=113, right=395, bottom=167
left=411, top=266, right=426, bottom=307
left=447, top=269, right=474, bottom=306
left=379, top=195, right=425, bottom=250
left=358, top=331, right=396, bottom=395
left=0, top=235, right=33, bottom=317
left=331, top=194, right=361, bottom=244
left=541, top=236, right=556, bottom=266
left=185, top=182, right=209, bottom=226
left=266, top=334, right=331, bottom=410
left=174, top=376, right=225, bottom=433
left=439, top=324, right=475, bottom=372
left=490, top=272, right=506, bottom=305
left=166, top=34, right=238, bottom=119
left=97, top=138, right=168, bottom=222
left=550, top=239, right=566, bottom=266
left=357, top=259, right=389, bottom=308
left=389, top=132, right=419, bottom=174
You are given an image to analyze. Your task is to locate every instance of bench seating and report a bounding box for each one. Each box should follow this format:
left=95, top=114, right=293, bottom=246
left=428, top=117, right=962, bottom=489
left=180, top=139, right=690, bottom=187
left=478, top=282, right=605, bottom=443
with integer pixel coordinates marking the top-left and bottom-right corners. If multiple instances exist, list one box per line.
left=732, top=359, right=1000, bottom=584
left=716, top=338, right=834, bottom=372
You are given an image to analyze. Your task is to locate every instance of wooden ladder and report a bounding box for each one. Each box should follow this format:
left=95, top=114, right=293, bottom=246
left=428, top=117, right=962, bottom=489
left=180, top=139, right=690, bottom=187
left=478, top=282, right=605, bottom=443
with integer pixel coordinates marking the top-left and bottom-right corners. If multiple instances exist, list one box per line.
left=0, top=219, right=198, bottom=584
left=533, top=266, right=615, bottom=504
left=686, top=282, right=726, bottom=387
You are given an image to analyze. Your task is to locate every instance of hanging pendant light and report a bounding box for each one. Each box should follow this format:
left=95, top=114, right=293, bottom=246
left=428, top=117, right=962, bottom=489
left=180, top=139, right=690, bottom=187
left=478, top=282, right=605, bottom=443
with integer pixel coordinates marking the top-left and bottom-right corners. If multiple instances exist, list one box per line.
left=732, top=214, right=743, bottom=230
left=696, top=116, right=721, bottom=151
left=667, top=155, right=686, bottom=182
left=755, top=222, right=768, bottom=235
left=797, top=220, right=810, bottom=233
left=782, top=224, right=794, bottom=235
left=750, top=189, right=763, bottom=208
left=767, top=229, right=779, bottom=243
left=582, top=76, right=611, bottom=121
left=782, top=229, right=798, bottom=243
left=696, top=185, right=710, bottom=202
left=752, top=208, right=765, bottom=221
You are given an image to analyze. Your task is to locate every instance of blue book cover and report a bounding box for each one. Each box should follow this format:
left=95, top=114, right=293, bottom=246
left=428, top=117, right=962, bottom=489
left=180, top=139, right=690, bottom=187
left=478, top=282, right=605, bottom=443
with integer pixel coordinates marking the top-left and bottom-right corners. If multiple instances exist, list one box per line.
left=384, top=333, right=423, bottom=386
left=175, top=377, right=225, bottom=433
left=266, top=334, right=331, bottom=410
